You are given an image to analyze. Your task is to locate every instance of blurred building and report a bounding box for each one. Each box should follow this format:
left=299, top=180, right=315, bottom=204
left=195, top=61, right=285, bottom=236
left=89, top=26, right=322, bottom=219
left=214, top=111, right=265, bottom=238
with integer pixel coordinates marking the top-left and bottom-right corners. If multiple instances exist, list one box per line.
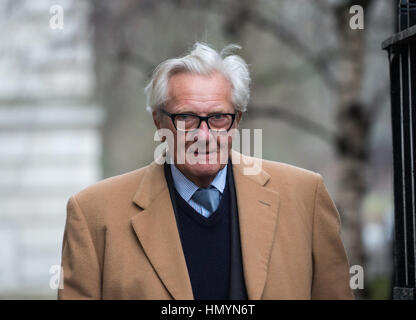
left=0, top=0, right=102, bottom=298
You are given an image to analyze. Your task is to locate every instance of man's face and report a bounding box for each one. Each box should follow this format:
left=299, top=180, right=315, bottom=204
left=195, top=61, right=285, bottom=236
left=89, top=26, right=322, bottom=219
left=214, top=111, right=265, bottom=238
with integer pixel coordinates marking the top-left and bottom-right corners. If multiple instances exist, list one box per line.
left=153, top=71, right=241, bottom=187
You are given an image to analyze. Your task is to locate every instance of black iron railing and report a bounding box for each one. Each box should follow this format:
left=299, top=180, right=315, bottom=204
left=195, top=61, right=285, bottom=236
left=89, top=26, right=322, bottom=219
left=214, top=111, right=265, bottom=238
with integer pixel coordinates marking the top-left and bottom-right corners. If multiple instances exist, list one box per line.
left=382, top=0, right=416, bottom=300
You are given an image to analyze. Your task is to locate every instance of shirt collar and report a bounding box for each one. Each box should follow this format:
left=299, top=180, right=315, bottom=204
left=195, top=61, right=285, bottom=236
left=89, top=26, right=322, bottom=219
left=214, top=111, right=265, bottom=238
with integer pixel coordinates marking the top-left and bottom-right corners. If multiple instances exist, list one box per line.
left=170, top=162, right=228, bottom=202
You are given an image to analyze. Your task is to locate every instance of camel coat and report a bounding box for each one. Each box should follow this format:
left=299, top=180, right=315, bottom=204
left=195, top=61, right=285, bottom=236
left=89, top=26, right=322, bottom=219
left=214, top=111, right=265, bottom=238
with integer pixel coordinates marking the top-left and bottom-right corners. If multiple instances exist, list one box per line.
left=58, top=150, right=353, bottom=300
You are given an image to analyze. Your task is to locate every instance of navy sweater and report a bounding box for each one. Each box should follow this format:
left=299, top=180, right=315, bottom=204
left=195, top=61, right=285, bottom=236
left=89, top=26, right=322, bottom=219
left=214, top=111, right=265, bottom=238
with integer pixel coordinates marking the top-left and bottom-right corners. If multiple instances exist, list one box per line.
left=173, top=181, right=231, bottom=300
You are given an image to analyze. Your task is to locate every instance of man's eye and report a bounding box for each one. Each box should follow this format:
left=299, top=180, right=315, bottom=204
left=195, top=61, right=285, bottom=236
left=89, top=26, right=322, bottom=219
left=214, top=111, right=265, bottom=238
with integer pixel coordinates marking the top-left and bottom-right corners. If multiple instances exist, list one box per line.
left=213, top=114, right=224, bottom=119
left=177, top=114, right=190, bottom=120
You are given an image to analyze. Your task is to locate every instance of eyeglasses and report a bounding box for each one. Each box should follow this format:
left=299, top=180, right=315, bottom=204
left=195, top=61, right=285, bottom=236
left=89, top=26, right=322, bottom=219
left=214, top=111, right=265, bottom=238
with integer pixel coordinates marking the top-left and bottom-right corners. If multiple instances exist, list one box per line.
left=160, top=109, right=236, bottom=132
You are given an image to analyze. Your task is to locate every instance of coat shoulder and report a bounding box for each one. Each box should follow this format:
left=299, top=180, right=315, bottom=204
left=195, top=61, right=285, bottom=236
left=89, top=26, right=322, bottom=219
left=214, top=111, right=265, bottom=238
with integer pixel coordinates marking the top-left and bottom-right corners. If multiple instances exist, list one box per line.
left=256, top=157, right=323, bottom=200
left=261, top=158, right=321, bottom=182
left=233, top=151, right=322, bottom=192
left=73, top=164, right=150, bottom=204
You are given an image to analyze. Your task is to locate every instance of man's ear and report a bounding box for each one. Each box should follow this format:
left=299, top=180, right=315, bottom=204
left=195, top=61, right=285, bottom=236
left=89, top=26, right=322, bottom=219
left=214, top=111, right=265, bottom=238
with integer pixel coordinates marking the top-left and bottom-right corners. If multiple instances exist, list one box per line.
left=153, top=109, right=167, bottom=142
left=152, top=110, right=161, bottom=129
left=235, top=111, right=243, bottom=127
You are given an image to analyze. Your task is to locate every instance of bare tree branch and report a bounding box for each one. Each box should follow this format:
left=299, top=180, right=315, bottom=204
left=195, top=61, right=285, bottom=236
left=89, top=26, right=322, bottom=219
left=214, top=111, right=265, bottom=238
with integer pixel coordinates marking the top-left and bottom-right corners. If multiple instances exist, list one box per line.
left=253, top=48, right=341, bottom=88
left=248, top=105, right=336, bottom=146
left=244, top=12, right=342, bottom=92
left=114, top=22, right=156, bottom=76
left=314, top=0, right=334, bottom=14
left=117, top=49, right=156, bottom=76
left=170, top=0, right=342, bottom=92
left=253, top=63, right=314, bottom=87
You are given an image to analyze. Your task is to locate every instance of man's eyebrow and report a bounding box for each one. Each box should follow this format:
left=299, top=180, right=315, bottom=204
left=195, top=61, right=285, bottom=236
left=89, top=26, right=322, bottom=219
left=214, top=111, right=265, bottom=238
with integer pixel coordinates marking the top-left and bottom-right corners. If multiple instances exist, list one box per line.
left=175, top=108, right=228, bottom=115
left=182, top=111, right=228, bottom=116
left=207, top=110, right=230, bottom=115
left=202, top=106, right=232, bottom=115
left=175, top=109, right=198, bottom=114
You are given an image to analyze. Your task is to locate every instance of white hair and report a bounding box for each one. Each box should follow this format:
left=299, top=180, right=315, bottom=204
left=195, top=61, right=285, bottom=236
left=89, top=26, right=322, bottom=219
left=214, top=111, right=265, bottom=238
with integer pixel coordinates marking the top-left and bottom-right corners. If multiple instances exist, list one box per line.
left=144, top=42, right=251, bottom=113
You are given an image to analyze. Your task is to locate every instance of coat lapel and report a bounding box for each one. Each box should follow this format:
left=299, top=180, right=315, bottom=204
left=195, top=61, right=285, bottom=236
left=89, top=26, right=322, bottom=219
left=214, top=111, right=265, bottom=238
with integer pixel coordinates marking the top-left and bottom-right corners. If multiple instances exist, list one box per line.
left=231, top=150, right=280, bottom=300
left=130, top=159, right=194, bottom=300
left=130, top=150, right=280, bottom=300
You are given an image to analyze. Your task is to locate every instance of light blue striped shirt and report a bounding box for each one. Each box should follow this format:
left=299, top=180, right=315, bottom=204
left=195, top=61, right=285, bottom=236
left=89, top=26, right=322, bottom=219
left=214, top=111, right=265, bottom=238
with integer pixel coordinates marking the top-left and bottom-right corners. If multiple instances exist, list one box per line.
left=170, top=163, right=228, bottom=218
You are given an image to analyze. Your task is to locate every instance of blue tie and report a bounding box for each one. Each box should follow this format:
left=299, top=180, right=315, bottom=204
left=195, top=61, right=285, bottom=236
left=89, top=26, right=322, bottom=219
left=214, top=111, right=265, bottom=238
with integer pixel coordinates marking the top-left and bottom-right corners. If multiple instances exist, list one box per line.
left=192, top=186, right=221, bottom=217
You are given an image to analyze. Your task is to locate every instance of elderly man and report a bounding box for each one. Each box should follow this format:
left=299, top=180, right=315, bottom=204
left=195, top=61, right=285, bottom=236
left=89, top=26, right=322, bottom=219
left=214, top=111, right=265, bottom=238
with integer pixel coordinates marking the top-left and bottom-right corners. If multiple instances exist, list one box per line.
left=58, top=42, right=353, bottom=300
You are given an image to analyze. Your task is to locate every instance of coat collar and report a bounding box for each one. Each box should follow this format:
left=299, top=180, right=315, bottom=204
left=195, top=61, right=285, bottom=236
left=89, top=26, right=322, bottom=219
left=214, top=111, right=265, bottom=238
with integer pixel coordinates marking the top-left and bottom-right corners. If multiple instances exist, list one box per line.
left=131, top=150, right=280, bottom=300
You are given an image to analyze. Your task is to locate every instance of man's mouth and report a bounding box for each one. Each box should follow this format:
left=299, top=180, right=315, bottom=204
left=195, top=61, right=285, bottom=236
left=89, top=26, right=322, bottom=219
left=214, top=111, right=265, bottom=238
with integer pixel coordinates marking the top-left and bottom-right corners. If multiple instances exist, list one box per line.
left=194, top=151, right=215, bottom=155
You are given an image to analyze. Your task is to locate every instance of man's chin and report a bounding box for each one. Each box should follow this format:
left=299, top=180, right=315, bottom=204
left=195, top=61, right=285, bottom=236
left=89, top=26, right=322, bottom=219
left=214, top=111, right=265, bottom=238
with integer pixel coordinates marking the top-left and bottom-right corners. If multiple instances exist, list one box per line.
left=174, top=151, right=229, bottom=182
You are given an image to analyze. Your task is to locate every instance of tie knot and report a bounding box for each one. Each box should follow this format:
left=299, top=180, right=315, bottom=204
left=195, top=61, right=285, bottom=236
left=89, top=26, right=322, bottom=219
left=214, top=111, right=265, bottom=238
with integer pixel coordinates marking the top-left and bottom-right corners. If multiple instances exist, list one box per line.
left=192, top=186, right=221, bottom=215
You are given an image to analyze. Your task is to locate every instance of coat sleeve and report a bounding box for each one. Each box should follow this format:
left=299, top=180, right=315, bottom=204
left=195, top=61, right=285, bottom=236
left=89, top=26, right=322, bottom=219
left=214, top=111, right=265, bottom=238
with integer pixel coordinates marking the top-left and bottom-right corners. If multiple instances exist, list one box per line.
left=311, top=174, right=354, bottom=300
left=57, top=195, right=102, bottom=299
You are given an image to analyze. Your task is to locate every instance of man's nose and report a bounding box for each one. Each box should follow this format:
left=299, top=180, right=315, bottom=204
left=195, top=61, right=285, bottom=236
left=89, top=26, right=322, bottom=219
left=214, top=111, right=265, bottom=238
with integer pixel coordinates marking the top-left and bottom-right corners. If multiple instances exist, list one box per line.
left=196, top=120, right=211, bottom=141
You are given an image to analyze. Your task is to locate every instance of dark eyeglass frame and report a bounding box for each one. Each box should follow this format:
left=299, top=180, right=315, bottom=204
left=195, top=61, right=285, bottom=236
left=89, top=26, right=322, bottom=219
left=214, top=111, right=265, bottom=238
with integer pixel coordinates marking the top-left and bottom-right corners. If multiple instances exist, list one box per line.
left=160, top=109, right=237, bottom=132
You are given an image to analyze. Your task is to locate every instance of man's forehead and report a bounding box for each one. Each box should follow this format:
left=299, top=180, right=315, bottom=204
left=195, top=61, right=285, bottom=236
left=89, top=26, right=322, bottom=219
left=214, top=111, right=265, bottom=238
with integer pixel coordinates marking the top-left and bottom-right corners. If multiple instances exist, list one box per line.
left=168, top=93, right=229, bottom=103
left=166, top=72, right=232, bottom=108
left=168, top=72, right=231, bottom=93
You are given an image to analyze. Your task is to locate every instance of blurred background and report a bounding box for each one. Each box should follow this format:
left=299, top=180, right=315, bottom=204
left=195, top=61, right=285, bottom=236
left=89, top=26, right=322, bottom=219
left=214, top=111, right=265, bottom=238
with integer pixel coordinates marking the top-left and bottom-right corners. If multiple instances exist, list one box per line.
left=0, top=0, right=394, bottom=299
